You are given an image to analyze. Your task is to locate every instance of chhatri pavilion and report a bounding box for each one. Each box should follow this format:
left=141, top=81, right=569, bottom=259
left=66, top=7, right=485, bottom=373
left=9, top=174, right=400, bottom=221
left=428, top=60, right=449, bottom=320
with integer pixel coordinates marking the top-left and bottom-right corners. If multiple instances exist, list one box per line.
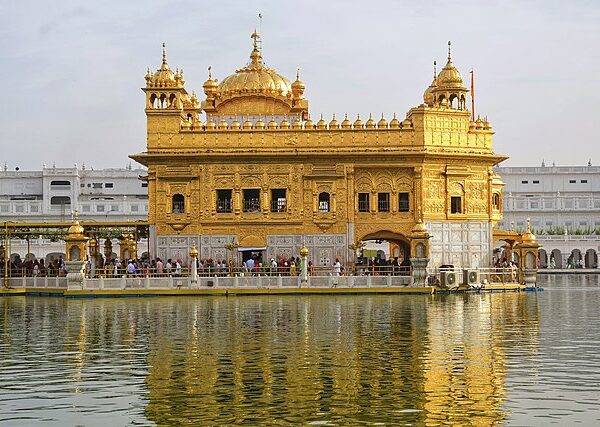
left=131, top=32, right=507, bottom=270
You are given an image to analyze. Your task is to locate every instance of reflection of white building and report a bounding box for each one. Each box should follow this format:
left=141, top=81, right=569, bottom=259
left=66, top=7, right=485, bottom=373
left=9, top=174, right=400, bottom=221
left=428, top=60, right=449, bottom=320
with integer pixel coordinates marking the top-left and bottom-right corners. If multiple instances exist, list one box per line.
left=0, top=165, right=149, bottom=260
left=496, top=163, right=599, bottom=268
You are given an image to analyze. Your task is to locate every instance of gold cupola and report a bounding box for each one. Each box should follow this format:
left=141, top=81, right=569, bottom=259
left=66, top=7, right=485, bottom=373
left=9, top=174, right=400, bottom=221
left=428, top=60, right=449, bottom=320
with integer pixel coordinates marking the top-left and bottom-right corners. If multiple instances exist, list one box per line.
left=203, top=66, right=218, bottom=100
left=201, top=31, right=309, bottom=120
left=430, top=42, right=469, bottom=110
left=146, top=43, right=181, bottom=88
left=291, top=68, right=306, bottom=99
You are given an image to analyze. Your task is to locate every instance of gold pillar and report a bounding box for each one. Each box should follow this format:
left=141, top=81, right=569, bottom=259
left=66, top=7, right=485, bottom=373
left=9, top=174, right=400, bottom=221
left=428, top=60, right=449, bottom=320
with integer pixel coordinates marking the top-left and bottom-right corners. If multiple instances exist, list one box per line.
left=515, top=219, right=540, bottom=286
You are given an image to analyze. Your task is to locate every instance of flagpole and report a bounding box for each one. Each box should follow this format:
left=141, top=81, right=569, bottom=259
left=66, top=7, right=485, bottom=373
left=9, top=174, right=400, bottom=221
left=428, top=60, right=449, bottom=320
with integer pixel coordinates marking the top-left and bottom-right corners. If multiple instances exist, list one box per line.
left=470, top=67, right=475, bottom=122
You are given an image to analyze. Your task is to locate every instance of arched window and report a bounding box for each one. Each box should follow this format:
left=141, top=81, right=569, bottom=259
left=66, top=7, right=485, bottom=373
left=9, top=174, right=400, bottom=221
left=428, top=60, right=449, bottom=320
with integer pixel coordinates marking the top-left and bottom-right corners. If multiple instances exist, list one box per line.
left=318, top=192, right=330, bottom=213
left=172, top=194, right=185, bottom=214
left=492, top=193, right=500, bottom=210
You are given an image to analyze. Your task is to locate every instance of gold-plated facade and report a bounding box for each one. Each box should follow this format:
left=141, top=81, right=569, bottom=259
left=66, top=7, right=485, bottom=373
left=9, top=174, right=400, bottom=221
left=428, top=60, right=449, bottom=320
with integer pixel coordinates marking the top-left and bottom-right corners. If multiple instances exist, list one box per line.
left=132, top=33, right=507, bottom=267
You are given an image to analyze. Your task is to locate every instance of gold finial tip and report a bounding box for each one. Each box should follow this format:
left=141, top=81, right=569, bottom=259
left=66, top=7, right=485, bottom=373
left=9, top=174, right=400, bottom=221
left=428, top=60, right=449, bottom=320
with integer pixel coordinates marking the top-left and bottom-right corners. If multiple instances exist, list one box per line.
left=296, top=67, right=300, bottom=80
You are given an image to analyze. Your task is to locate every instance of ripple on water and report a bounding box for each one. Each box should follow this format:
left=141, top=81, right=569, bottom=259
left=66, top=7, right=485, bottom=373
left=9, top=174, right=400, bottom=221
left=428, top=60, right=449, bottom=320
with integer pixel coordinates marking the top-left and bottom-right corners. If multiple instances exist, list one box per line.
left=0, top=275, right=599, bottom=425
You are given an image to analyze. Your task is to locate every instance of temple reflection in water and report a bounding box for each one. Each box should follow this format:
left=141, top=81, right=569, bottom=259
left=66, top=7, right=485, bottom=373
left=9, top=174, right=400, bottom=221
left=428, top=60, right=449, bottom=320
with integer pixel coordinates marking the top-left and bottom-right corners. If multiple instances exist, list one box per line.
left=136, top=294, right=538, bottom=424
left=0, top=294, right=540, bottom=424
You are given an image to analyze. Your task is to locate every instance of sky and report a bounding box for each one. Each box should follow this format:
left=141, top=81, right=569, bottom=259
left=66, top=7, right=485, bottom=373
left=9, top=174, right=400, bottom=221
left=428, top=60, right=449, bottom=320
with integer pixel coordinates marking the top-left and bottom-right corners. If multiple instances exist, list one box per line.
left=1, top=0, right=599, bottom=170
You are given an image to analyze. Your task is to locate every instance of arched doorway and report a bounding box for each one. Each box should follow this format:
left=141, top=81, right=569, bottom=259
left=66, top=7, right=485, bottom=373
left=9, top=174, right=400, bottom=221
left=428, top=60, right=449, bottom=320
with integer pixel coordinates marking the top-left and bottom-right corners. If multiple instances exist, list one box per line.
left=538, top=248, right=548, bottom=269
left=550, top=249, right=562, bottom=268
left=585, top=249, right=598, bottom=268
left=357, top=231, right=411, bottom=275
left=569, top=249, right=583, bottom=268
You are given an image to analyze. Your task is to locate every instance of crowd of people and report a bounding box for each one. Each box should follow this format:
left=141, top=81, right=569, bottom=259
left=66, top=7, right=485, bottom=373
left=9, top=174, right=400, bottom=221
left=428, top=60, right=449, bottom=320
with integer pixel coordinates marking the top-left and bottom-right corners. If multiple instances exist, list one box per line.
left=2, top=252, right=414, bottom=278
left=1, top=255, right=67, bottom=277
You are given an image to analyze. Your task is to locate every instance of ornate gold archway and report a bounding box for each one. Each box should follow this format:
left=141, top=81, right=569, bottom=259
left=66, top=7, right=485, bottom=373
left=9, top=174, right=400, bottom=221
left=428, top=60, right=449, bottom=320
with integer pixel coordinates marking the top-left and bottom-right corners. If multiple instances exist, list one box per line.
left=359, top=230, right=411, bottom=258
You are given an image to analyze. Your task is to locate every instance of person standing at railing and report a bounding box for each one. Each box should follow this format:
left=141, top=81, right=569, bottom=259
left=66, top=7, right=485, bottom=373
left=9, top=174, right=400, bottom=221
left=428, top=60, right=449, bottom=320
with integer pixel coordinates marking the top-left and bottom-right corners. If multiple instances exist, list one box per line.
left=333, top=258, right=341, bottom=276
left=156, top=258, right=164, bottom=276
left=175, top=259, right=182, bottom=277
left=127, top=260, right=136, bottom=277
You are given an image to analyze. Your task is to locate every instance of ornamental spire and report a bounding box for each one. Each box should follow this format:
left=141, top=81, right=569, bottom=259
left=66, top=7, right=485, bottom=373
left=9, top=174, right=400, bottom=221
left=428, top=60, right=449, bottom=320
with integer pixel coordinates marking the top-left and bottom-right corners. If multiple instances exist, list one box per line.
left=433, top=60, right=437, bottom=78
left=250, top=30, right=263, bottom=65
left=447, top=40, right=452, bottom=63
left=162, top=42, right=167, bottom=65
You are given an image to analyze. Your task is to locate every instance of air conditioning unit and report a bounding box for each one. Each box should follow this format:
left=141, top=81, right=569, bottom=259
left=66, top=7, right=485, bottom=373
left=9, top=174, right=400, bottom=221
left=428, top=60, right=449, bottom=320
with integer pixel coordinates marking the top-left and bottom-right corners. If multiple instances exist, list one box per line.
left=441, top=271, right=457, bottom=287
left=463, top=269, right=480, bottom=286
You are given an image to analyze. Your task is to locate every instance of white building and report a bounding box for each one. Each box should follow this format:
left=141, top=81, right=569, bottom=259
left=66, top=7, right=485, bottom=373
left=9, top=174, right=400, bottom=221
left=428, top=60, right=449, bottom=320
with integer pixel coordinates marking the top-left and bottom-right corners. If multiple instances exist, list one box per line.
left=0, top=164, right=149, bottom=261
left=496, top=163, right=600, bottom=268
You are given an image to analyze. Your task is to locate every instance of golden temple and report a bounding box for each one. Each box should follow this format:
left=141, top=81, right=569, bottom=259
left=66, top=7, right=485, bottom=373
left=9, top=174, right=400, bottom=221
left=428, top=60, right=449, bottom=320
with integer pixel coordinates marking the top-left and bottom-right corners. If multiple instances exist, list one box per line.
left=131, top=33, right=508, bottom=271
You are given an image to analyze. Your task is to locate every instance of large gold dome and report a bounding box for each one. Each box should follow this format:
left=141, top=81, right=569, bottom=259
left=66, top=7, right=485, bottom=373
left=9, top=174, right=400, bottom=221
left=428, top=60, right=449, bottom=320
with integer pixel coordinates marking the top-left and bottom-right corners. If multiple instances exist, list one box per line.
left=200, top=31, right=309, bottom=118
left=218, top=31, right=292, bottom=101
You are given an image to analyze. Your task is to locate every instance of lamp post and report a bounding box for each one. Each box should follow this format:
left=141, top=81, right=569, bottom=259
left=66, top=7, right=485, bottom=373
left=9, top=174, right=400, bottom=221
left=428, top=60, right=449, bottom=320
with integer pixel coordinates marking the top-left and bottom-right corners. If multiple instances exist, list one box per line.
left=224, top=240, right=239, bottom=275
left=299, top=242, right=309, bottom=286
left=89, top=236, right=98, bottom=277
left=190, top=242, right=199, bottom=287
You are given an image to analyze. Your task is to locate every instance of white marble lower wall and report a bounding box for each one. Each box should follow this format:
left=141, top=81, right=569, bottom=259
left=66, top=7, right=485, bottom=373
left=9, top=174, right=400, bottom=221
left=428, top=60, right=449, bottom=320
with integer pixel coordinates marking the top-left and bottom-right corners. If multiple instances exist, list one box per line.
left=426, top=221, right=492, bottom=269
left=80, top=274, right=412, bottom=290
left=156, top=234, right=348, bottom=267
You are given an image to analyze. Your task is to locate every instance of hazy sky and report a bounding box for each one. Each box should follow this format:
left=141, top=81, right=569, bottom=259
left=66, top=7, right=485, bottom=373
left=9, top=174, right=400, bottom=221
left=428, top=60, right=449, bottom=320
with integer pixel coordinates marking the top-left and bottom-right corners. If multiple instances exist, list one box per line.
left=2, top=0, right=599, bottom=170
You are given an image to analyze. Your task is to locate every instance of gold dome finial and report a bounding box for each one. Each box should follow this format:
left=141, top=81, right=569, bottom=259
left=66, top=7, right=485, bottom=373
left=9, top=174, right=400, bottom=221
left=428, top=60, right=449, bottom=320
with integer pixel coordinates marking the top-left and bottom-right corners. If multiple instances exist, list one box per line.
left=162, top=42, right=167, bottom=66
left=447, top=40, right=452, bottom=62
left=250, top=30, right=262, bottom=65
left=433, top=60, right=437, bottom=78
left=208, top=65, right=212, bottom=79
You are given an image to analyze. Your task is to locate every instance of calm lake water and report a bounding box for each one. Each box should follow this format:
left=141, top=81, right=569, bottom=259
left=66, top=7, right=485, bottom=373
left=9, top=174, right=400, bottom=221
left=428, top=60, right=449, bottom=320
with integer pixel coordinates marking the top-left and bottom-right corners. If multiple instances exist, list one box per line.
left=1, top=275, right=599, bottom=426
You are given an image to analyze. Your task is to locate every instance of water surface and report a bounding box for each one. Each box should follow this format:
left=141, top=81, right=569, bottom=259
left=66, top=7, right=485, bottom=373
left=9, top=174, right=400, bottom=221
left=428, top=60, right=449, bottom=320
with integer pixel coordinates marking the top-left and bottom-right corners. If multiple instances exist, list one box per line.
left=1, top=275, right=599, bottom=425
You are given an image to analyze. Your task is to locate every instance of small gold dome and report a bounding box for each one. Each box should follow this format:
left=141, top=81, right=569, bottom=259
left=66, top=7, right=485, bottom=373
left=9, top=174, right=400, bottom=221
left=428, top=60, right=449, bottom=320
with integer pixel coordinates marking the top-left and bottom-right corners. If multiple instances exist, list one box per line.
left=304, top=116, right=315, bottom=130
left=521, top=219, right=537, bottom=244
left=147, top=43, right=179, bottom=88
left=189, top=245, right=199, bottom=258
left=377, top=114, right=388, bottom=129
left=267, top=117, right=278, bottom=129
left=341, top=114, right=352, bottom=129
left=329, top=114, right=339, bottom=129
left=365, top=114, right=376, bottom=129
left=243, top=118, right=253, bottom=130
left=353, top=115, right=363, bottom=129
left=299, top=244, right=309, bottom=257
left=218, top=117, right=228, bottom=130
left=206, top=118, right=217, bottom=130
left=231, top=119, right=241, bottom=130
left=436, top=43, right=464, bottom=89
left=68, top=220, right=85, bottom=236
left=291, top=68, right=306, bottom=99
left=423, top=61, right=438, bottom=105
left=280, top=116, right=291, bottom=129
left=317, top=114, right=327, bottom=130
left=292, top=118, right=302, bottom=129
left=203, top=66, right=218, bottom=97
left=401, top=118, right=413, bottom=129
left=389, top=113, right=401, bottom=129
left=193, top=118, right=204, bottom=130
left=255, top=117, right=266, bottom=129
